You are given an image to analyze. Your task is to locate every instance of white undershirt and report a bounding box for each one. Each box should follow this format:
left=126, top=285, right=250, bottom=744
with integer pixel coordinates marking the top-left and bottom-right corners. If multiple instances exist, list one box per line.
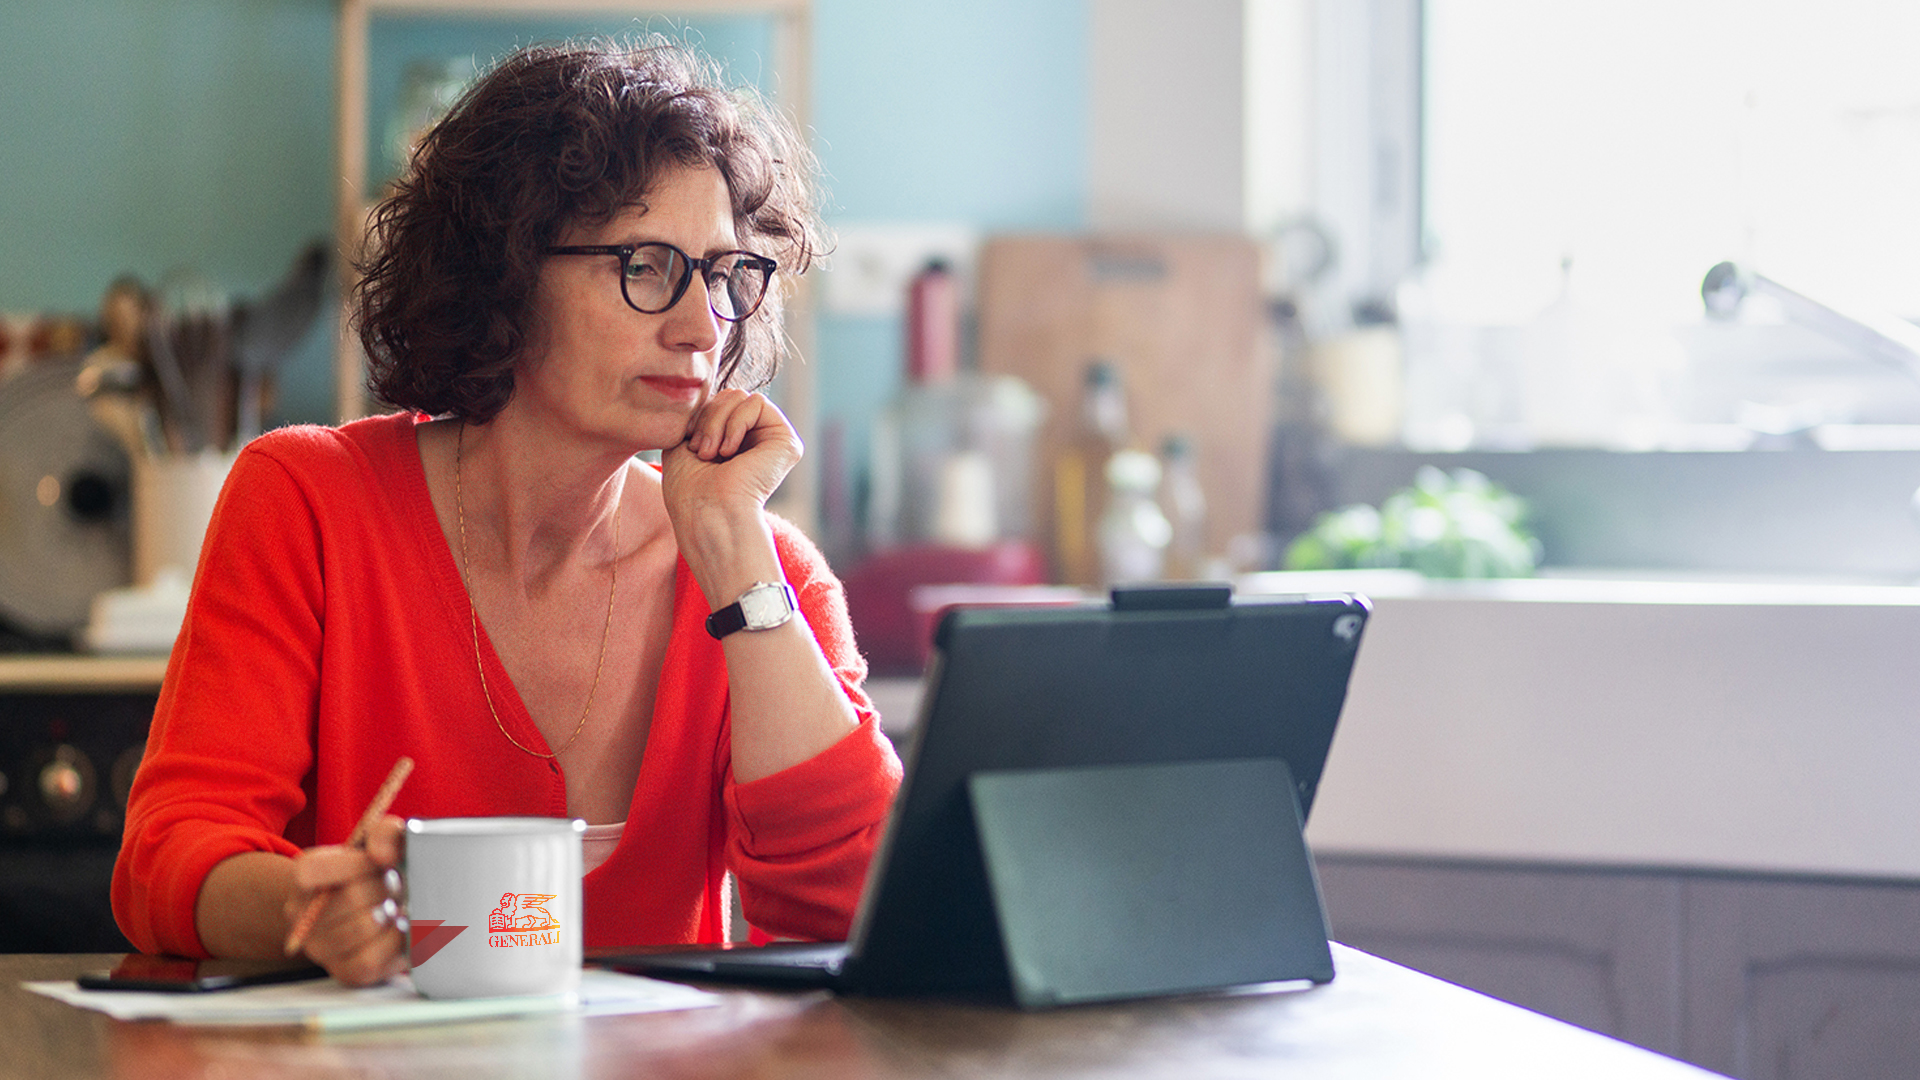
left=581, top=820, right=625, bottom=875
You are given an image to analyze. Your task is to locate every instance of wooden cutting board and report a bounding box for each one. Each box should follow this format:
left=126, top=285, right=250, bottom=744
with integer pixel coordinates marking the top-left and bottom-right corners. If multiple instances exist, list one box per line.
left=976, top=233, right=1272, bottom=575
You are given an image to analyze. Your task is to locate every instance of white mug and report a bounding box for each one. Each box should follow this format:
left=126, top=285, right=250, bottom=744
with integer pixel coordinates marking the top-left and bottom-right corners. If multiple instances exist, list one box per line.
left=403, top=817, right=585, bottom=1000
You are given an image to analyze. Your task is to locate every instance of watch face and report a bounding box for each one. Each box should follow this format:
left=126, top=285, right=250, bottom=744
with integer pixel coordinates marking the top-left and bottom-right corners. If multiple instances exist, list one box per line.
left=738, top=584, right=794, bottom=630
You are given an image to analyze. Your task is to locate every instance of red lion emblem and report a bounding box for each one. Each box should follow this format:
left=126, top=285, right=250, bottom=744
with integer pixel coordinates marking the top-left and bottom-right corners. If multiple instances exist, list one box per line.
left=487, top=892, right=560, bottom=933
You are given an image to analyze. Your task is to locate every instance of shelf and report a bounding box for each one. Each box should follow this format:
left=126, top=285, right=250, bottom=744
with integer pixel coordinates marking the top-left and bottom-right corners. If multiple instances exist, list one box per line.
left=0, top=655, right=167, bottom=693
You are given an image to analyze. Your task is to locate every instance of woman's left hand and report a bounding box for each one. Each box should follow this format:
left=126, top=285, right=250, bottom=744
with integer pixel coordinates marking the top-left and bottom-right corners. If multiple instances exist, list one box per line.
left=661, top=389, right=801, bottom=529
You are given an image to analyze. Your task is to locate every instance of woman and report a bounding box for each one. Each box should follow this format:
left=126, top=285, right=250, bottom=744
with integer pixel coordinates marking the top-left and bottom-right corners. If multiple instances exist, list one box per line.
left=112, top=39, right=902, bottom=986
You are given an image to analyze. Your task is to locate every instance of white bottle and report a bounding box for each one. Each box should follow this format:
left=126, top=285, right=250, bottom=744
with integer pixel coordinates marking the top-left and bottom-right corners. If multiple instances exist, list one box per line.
left=1098, top=449, right=1173, bottom=586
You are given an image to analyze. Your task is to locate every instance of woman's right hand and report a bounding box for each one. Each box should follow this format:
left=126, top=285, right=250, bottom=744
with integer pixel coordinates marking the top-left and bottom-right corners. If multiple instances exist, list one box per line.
left=282, top=816, right=407, bottom=986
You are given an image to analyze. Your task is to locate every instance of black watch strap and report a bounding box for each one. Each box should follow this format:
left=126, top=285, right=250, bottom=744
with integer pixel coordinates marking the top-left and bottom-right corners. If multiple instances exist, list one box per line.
left=705, top=582, right=798, bottom=640
left=705, top=601, right=751, bottom=640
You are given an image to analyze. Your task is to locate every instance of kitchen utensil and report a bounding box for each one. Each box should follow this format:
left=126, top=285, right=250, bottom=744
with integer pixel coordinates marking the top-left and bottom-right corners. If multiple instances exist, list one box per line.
left=78, top=276, right=163, bottom=462
left=231, top=242, right=329, bottom=443
left=146, top=268, right=233, bottom=453
left=75, top=356, right=153, bottom=463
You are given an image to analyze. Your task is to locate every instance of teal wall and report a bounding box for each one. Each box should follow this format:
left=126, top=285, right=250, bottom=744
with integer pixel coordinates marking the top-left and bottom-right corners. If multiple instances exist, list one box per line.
left=0, top=0, right=1085, bottom=459
left=0, top=1, right=338, bottom=415
left=0, top=1, right=334, bottom=309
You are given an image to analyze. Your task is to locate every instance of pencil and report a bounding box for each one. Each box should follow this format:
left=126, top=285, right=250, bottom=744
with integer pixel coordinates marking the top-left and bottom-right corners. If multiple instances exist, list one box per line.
left=284, top=756, right=414, bottom=957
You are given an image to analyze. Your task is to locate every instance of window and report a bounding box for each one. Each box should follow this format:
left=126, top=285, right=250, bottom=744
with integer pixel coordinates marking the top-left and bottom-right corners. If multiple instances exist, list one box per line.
left=1330, top=1, right=1920, bottom=450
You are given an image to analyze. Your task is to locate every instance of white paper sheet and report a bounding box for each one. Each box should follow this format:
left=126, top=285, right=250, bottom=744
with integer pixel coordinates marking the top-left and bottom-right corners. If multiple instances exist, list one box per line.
left=26, top=968, right=719, bottom=1031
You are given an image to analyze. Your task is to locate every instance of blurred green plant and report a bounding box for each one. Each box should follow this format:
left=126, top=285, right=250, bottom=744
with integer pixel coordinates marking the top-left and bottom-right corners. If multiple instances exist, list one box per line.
left=1282, top=466, right=1541, bottom=578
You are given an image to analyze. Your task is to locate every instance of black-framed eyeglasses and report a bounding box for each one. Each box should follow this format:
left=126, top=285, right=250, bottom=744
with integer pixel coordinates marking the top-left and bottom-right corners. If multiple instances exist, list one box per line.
left=545, top=242, right=777, bottom=322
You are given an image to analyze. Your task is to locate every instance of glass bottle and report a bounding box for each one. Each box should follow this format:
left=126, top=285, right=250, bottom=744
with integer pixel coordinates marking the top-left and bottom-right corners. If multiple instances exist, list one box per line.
left=1158, top=433, right=1208, bottom=580
left=867, top=261, right=1044, bottom=551
left=1098, top=449, right=1172, bottom=586
left=868, top=261, right=963, bottom=550
left=1052, top=361, right=1128, bottom=585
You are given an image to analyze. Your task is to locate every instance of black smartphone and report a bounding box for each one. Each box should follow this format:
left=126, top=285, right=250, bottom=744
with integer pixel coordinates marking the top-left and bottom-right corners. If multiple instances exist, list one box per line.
left=78, top=955, right=326, bottom=993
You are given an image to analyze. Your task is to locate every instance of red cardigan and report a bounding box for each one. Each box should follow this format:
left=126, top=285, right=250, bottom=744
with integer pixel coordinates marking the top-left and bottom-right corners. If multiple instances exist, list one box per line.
left=112, top=413, right=901, bottom=957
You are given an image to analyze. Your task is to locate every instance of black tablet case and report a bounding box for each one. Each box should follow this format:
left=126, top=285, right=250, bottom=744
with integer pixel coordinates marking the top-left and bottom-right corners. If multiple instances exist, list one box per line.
left=837, top=591, right=1366, bottom=1001
left=969, top=755, right=1334, bottom=1006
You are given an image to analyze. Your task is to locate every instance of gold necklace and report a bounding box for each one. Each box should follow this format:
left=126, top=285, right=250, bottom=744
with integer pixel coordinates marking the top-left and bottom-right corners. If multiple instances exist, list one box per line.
left=454, top=423, right=618, bottom=760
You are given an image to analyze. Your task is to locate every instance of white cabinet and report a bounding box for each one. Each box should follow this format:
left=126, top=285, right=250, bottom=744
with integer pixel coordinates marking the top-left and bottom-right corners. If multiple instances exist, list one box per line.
left=1319, top=856, right=1920, bottom=1080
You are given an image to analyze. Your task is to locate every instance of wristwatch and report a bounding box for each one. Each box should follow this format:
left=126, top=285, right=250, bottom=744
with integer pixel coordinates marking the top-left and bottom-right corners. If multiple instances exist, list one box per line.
left=705, top=581, right=799, bottom=640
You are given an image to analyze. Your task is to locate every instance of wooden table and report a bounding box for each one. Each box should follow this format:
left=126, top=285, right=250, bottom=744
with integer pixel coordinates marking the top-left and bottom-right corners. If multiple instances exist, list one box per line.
left=3, top=945, right=1728, bottom=1080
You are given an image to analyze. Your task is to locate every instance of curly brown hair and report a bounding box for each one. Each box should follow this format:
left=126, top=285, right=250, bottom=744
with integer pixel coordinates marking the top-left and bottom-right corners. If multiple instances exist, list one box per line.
left=355, top=37, right=823, bottom=423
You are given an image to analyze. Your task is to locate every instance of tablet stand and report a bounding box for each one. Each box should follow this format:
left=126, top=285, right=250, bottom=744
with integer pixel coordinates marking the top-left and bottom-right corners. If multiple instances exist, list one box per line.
left=966, top=756, right=1335, bottom=1007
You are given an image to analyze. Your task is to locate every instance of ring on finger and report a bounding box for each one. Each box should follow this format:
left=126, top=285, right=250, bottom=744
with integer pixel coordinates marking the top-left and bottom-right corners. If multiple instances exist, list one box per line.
left=371, top=897, right=400, bottom=927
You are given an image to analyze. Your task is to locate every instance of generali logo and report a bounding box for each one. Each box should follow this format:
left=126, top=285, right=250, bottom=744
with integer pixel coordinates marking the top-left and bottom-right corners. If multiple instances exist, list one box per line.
left=487, top=891, right=562, bottom=947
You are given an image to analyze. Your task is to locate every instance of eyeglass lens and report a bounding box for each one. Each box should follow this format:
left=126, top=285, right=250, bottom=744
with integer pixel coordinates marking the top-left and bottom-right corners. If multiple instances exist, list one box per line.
left=622, top=244, right=769, bottom=320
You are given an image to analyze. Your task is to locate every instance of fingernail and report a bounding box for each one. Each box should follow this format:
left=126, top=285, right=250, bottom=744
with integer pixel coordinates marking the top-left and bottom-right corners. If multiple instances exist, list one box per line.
left=371, top=897, right=399, bottom=927
left=384, top=868, right=403, bottom=897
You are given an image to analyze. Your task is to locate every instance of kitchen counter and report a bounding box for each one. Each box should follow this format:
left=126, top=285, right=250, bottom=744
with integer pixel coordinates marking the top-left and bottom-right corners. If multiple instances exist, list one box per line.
left=1235, top=571, right=1920, bottom=882
left=0, top=653, right=167, bottom=691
